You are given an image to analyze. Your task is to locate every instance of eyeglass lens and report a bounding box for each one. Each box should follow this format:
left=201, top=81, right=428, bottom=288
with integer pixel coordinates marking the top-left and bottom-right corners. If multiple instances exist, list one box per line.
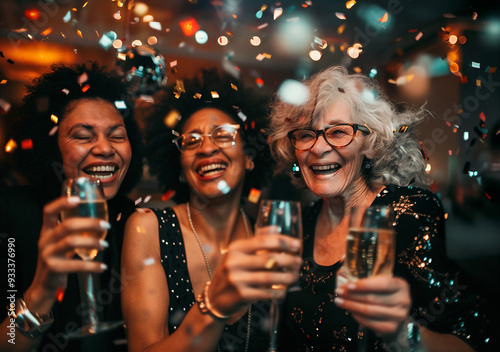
left=292, top=125, right=355, bottom=150
left=177, top=125, right=236, bottom=151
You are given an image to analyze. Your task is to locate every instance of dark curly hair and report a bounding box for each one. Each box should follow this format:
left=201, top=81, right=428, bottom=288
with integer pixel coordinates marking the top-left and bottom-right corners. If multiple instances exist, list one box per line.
left=144, top=68, right=273, bottom=204
left=14, top=62, right=143, bottom=200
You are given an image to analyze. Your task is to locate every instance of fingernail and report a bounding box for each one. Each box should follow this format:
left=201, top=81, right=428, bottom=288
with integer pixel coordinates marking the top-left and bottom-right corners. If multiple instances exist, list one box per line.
left=291, top=239, right=301, bottom=250
left=100, top=220, right=111, bottom=230
left=100, top=263, right=108, bottom=271
left=347, top=283, right=356, bottom=290
left=334, top=297, right=344, bottom=304
left=99, top=239, right=109, bottom=248
left=68, top=196, right=80, bottom=203
left=335, top=288, right=344, bottom=295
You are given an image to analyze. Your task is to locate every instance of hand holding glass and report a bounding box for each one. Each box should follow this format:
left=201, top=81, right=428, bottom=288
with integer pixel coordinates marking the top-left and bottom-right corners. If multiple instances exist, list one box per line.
left=255, top=200, right=303, bottom=352
left=61, top=177, right=122, bottom=338
left=345, top=204, right=396, bottom=351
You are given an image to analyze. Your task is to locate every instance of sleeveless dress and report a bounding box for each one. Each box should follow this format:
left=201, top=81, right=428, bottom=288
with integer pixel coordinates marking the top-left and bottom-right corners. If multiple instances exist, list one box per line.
left=153, top=207, right=270, bottom=352
left=278, top=185, right=498, bottom=351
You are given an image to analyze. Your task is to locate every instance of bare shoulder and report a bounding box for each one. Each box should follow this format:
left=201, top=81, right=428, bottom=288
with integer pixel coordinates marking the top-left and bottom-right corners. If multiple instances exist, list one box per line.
left=123, top=208, right=161, bottom=254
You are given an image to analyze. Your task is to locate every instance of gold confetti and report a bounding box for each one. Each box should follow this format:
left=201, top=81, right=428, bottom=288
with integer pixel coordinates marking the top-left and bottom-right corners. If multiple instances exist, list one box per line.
left=41, top=27, right=52, bottom=36
left=5, top=139, right=17, bottom=152
left=136, top=226, right=146, bottom=234
left=379, top=12, right=388, bottom=23
left=346, top=0, right=356, bottom=9
left=0, top=80, right=7, bottom=84
left=77, top=30, right=83, bottom=38
left=50, top=114, right=58, bottom=124
left=211, top=91, right=220, bottom=98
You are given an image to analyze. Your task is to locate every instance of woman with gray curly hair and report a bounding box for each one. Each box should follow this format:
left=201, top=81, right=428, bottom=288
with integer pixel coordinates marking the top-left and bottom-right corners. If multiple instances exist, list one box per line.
left=268, top=66, right=496, bottom=351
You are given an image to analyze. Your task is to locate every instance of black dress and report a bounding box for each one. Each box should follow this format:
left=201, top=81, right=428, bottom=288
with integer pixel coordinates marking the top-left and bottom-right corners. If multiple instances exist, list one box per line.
left=153, top=207, right=271, bottom=352
left=278, top=185, right=498, bottom=351
left=0, top=185, right=135, bottom=352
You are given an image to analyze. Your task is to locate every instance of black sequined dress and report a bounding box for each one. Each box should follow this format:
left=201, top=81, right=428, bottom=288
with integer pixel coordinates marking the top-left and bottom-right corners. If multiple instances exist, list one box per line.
left=153, top=207, right=270, bottom=352
left=278, top=185, right=497, bottom=351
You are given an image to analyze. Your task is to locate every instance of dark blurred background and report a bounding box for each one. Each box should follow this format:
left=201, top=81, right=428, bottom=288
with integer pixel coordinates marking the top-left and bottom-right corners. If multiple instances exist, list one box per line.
left=1, top=0, right=499, bottom=288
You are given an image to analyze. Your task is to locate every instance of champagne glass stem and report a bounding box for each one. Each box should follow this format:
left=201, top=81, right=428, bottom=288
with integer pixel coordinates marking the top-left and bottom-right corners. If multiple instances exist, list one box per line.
left=84, top=272, right=99, bottom=331
left=357, top=326, right=367, bottom=352
left=268, top=300, right=279, bottom=352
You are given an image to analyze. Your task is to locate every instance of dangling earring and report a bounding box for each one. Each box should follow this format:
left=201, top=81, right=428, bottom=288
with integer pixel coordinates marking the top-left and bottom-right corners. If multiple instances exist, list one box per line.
left=247, top=160, right=255, bottom=172
left=179, top=173, right=186, bottom=183
left=292, top=162, right=301, bottom=178
left=363, top=158, right=373, bottom=175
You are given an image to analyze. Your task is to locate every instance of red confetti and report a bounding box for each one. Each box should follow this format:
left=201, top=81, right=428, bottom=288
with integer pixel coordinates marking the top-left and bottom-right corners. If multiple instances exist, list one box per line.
left=21, top=139, right=33, bottom=150
left=479, top=112, right=486, bottom=122
left=81, top=84, right=91, bottom=92
left=56, top=287, right=65, bottom=302
left=25, top=8, right=40, bottom=21
left=161, top=190, right=175, bottom=201
left=179, top=17, right=199, bottom=37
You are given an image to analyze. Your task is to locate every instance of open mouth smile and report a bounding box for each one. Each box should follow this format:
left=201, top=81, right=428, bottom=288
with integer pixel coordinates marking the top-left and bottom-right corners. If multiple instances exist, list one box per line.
left=83, top=165, right=117, bottom=180
left=196, top=162, right=228, bottom=178
left=310, top=163, right=341, bottom=175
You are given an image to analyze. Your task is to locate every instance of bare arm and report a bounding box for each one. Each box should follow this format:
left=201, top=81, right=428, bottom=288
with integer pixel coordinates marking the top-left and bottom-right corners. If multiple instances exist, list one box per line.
left=122, top=212, right=303, bottom=352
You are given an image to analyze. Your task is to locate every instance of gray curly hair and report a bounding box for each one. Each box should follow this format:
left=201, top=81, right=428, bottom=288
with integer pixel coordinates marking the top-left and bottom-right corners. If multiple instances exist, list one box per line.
left=267, top=66, right=431, bottom=189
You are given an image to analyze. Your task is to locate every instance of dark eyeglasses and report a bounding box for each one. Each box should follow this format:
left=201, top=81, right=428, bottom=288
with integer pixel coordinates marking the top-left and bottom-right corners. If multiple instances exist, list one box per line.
left=287, top=123, right=372, bottom=151
left=173, top=124, right=240, bottom=152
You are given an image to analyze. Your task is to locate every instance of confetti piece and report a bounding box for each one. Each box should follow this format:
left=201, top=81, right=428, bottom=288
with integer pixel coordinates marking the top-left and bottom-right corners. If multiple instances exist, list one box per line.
left=471, top=61, right=480, bottom=68
left=7, top=59, right=14, bottom=64
left=0, top=98, right=11, bottom=114
left=237, top=111, right=247, bottom=121
left=50, top=114, right=58, bottom=124
left=257, top=23, right=268, bottom=30
left=273, top=8, right=283, bottom=20
left=116, top=212, right=122, bottom=221
left=63, top=10, right=71, bottom=23
left=57, top=287, right=64, bottom=302
left=0, top=80, right=7, bottom=84
left=41, top=28, right=52, bottom=36
left=5, top=139, right=17, bottom=153
left=346, top=0, right=356, bottom=9
left=211, top=91, right=220, bottom=98
left=81, top=84, right=91, bottom=93
left=488, top=67, right=497, bottom=73
left=136, top=226, right=146, bottom=234
left=48, top=126, right=58, bottom=136
left=379, top=12, right=388, bottom=23
left=248, top=188, right=261, bottom=203
left=476, top=79, right=481, bottom=87
left=255, top=77, right=264, bottom=87
left=144, top=257, right=155, bottom=266
left=134, top=197, right=142, bottom=206
left=338, top=24, right=345, bottom=34
left=472, top=12, right=478, bottom=20
left=161, top=190, right=175, bottom=201
left=479, top=112, right=486, bottom=122
left=143, top=195, right=152, bottom=203
left=217, top=180, right=231, bottom=194
left=278, top=79, right=309, bottom=106
left=21, top=139, right=33, bottom=150
left=336, top=13, right=346, bottom=20
left=415, top=32, right=423, bottom=41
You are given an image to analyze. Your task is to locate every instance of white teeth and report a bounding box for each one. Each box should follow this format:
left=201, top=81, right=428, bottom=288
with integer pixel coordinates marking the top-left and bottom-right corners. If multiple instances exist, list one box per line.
left=91, top=165, right=116, bottom=172
left=311, top=164, right=339, bottom=171
left=91, top=174, right=114, bottom=179
left=200, top=164, right=226, bottom=173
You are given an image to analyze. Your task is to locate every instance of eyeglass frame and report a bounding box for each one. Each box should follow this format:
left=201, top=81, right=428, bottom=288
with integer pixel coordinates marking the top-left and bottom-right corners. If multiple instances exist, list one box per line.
left=172, top=123, right=241, bottom=152
left=287, top=123, right=372, bottom=151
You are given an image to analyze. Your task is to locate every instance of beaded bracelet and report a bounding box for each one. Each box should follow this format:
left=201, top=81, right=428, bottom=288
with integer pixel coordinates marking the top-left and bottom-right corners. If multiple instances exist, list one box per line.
left=196, top=281, right=231, bottom=321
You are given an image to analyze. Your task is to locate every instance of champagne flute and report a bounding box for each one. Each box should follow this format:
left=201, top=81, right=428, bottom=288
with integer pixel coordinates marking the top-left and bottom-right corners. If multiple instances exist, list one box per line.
left=345, top=204, right=396, bottom=351
left=60, top=177, right=123, bottom=338
left=255, top=200, right=303, bottom=352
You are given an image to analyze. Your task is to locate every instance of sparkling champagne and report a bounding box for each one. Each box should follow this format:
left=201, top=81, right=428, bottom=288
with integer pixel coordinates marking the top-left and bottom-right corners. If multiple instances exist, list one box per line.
left=61, top=200, right=109, bottom=260
left=345, top=227, right=395, bottom=281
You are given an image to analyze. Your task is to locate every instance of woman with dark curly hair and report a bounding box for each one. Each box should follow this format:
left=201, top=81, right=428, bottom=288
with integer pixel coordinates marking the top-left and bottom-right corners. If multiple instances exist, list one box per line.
left=0, top=62, right=143, bottom=352
left=121, top=69, right=303, bottom=352
left=267, top=66, right=497, bottom=351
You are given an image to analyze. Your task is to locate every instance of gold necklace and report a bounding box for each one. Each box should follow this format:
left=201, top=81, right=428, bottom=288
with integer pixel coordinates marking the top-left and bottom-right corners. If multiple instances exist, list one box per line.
left=186, top=202, right=252, bottom=352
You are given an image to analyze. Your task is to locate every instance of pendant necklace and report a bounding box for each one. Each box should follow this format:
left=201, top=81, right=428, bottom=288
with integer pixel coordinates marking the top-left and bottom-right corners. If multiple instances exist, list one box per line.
left=187, top=202, right=252, bottom=352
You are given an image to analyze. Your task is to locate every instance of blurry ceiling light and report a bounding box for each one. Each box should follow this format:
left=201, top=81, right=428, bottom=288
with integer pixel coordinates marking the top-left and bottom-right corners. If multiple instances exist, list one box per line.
left=195, top=30, right=208, bottom=44
left=147, top=36, right=158, bottom=45
left=250, top=36, right=261, bottom=46
left=134, top=2, right=149, bottom=16
left=113, top=39, right=123, bottom=49
left=309, top=50, right=322, bottom=61
left=218, top=36, right=229, bottom=46
left=131, top=40, right=143, bottom=47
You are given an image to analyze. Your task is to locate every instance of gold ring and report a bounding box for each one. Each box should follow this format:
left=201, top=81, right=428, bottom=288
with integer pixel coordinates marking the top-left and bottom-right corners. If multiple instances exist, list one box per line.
left=265, top=257, right=277, bottom=270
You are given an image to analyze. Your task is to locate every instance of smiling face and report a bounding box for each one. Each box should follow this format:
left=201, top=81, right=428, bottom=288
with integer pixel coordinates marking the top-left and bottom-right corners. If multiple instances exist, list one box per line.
left=179, top=107, right=252, bottom=201
left=295, top=100, right=368, bottom=199
left=57, top=98, right=132, bottom=200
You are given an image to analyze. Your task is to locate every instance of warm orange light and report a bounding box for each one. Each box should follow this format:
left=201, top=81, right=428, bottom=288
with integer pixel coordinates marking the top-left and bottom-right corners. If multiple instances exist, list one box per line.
left=5, top=139, right=17, bottom=153
left=25, top=9, right=40, bottom=21
left=179, top=17, right=200, bottom=37
left=449, top=62, right=459, bottom=73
